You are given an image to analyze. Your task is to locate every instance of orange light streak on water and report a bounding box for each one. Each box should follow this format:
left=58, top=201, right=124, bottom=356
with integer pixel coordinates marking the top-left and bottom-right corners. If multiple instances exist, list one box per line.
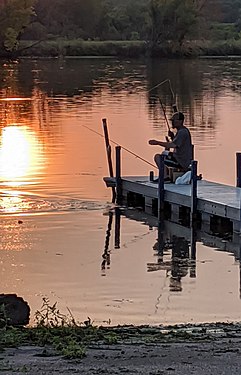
left=0, top=125, right=44, bottom=184
left=0, top=125, right=46, bottom=213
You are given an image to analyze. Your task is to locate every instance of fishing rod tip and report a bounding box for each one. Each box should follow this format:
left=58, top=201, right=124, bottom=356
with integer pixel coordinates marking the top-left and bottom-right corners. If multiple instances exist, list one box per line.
left=172, top=104, right=178, bottom=112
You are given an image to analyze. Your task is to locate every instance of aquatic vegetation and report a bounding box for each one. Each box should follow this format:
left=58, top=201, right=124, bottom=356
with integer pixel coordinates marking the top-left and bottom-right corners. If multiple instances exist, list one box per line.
left=34, top=297, right=77, bottom=328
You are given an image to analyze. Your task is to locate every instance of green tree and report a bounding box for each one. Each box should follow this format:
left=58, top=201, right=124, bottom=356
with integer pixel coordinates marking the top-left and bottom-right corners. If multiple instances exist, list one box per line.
left=149, top=0, right=208, bottom=47
left=97, top=0, right=149, bottom=40
left=0, top=0, right=35, bottom=53
left=33, top=0, right=104, bottom=40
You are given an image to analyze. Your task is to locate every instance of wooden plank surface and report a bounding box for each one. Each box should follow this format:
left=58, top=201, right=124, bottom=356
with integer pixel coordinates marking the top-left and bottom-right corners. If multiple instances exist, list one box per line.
left=121, top=177, right=241, bottom=220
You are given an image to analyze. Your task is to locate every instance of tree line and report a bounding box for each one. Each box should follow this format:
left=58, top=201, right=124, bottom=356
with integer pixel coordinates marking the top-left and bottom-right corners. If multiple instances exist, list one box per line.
left=1, top=0, right=241, bottom=55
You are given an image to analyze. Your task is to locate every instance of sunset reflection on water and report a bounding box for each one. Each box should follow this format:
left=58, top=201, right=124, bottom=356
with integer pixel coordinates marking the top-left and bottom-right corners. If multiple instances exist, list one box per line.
left=0, top=125, right=43, bottom=181
left=1, top=58, right=241, bottom=325
left=0, top=124, right=45, bottom=213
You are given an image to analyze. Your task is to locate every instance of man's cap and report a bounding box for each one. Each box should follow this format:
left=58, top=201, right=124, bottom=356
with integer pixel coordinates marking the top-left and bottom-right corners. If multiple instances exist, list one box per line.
left=170, top=112, right=185, bottom=121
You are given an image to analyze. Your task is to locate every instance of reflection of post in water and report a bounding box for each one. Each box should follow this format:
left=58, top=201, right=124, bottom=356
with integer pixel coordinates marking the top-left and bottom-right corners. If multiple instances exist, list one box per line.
left=170, top=235, right=190, bottom=292
left=101, top=208, right=121, bottom=272
left=148, top=224, right=197, bottom=292
left=157, top=220, right=165, bottom=257
left=101, top=211, right=113, bottom=271
left=190, top=225, right=197, bottom=278
left=114, top=207, right=121, bottom=249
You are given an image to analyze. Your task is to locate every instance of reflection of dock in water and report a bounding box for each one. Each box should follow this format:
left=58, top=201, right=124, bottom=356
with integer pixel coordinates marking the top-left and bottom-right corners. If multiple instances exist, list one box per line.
left=122, top=208, right=241, bottom=259
left=102, top=207, right=241, bottom=295
left=148, top=232, right=196, bottom=293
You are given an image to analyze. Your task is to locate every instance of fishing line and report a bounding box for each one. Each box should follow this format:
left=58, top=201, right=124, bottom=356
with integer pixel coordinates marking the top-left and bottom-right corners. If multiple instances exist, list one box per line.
left=81, top=123, right=157, bottom=169
left=80, top=78, right=177, bottom=170
left=147, top=78, right=177, bottom=131
left=147, top=78, right=175, bottom=101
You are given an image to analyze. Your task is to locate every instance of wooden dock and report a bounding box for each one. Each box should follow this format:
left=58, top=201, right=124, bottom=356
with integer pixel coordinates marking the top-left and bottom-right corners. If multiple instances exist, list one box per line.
left=110, top=175, right=241, bottom=236
left=102, top=119, right=241, bottom=237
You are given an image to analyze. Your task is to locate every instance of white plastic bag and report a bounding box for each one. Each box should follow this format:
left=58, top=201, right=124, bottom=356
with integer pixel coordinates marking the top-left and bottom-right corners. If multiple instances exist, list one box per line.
left=175, top=171, right=191, bottom=185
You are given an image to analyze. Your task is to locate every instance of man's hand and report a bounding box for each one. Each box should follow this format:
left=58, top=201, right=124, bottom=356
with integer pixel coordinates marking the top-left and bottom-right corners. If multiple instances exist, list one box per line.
left=149, top=139, right=160, bottom=145
left=168, top=130, right=175, bottom=140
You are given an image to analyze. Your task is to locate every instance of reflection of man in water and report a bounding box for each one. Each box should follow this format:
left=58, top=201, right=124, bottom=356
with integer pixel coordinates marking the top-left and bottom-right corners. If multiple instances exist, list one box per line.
left=170, top=236, right=189, bottom=292
left=149, top=112, right=192, bottom=181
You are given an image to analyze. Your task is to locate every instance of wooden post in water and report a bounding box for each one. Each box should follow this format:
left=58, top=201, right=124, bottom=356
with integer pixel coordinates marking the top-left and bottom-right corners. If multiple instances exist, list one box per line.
left=116, top=146, right=122, bottom=205
left=102, top=118, right=116, bottom=203
left=236, top=152, right=241, bottom=188
left=191, top=160, right=198, bottom=226
left=158, top=155, right=165, bottom=222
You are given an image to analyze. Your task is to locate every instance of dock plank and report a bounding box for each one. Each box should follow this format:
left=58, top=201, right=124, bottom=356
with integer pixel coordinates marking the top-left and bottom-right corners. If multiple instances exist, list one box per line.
left=121, top=177, right=241, bottom=221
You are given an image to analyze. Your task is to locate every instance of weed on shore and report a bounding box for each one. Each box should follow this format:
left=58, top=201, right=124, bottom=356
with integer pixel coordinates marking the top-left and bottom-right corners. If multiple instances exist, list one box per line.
left=1, top=298, right=241, bottom=360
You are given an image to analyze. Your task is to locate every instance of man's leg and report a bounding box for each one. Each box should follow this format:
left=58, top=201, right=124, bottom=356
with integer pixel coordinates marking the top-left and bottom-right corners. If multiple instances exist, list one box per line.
left=154, top=153, right=170, bottom=178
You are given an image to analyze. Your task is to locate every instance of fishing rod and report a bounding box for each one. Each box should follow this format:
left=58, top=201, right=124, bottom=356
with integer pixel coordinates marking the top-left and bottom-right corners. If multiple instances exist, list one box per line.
left=158, top=97, right=176, bottom=143
left=148, top=78, right=178, bottom=111
left=159, top=97, right=171, bottom=132
left=148, top=78, right=178, bottom=141
left=147, top=78, right=175, bottom=100
left=81, top=123, right=157, bottom=169
left=82, top=78, right=179, bottom=169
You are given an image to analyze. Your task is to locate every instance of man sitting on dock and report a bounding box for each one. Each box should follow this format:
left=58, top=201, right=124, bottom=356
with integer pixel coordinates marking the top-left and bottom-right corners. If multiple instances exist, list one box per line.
left=149, top=111, right=192, bottom=182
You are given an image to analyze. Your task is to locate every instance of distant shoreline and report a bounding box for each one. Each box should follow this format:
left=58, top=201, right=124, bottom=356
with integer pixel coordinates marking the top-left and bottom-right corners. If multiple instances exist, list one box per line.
left=1, top=39, right=241, bottom=59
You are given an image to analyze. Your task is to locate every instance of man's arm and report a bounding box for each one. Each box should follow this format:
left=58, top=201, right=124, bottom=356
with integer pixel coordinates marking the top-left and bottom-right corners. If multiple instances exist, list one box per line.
left=149, top=139, right=176, bottom=149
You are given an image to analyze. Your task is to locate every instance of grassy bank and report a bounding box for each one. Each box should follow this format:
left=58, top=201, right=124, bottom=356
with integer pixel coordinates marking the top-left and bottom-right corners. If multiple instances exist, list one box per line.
left=1, top=322, right=241, bottom=360
left=10, top=39, right=241, bottom=58
left=17, top=40, right=147, bottom=58
left=1, top=299, right=241, bottom=361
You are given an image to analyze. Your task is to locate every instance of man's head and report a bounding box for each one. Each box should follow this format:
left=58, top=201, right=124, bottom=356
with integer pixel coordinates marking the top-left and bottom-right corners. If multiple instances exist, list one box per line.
left=171, top=112, right=184, bottom=129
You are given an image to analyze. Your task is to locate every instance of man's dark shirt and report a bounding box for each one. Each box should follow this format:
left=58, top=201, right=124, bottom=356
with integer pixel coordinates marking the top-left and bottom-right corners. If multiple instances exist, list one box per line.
left=173, top=126, right=192, bottom=170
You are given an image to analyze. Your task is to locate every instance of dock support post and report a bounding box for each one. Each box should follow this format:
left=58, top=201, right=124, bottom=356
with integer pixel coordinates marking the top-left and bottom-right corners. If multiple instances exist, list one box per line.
left=236, top=152, right=241, bottom=188
left=116, top=146, right=122, bottom=205
left=102, top=118, right=116, bottom=203
left=191, top=160, right=198, bottom=225
left=158, top=155, right=165, bottom=222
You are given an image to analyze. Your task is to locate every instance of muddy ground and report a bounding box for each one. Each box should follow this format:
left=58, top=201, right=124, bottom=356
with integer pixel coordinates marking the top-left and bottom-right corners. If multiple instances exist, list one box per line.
left=1, top=324, right=241, bottom=374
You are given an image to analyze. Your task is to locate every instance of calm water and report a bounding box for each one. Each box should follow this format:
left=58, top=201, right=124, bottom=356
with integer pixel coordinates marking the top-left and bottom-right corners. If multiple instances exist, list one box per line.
left=0, top=57, right=241, bottom=325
